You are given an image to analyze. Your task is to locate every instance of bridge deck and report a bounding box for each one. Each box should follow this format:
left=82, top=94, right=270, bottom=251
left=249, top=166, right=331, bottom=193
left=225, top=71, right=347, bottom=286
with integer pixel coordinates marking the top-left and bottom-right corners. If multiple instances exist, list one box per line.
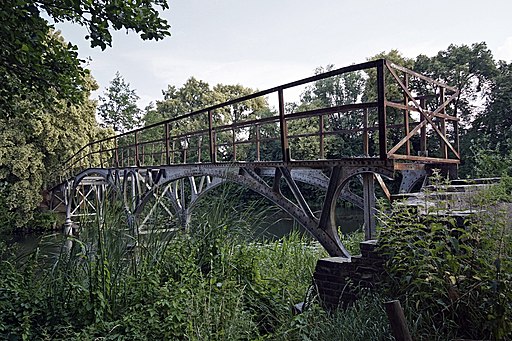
left=50, top=59, right=461, bottom=258
left=55, top=59, right=459, bottom=185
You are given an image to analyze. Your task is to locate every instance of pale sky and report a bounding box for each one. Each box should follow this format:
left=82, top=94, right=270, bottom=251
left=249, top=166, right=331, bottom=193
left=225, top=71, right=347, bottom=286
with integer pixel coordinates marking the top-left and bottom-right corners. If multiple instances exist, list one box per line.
left=54, top=0, right=512, bottom=109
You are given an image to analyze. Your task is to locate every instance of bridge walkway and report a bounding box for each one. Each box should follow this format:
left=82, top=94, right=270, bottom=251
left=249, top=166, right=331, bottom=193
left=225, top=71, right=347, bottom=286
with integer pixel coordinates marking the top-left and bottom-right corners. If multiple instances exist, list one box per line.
left=49, top=59, right=461, bottom=258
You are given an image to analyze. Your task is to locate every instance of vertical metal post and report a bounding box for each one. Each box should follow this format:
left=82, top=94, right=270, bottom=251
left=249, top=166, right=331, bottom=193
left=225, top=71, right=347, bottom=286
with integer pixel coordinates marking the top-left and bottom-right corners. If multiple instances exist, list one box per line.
left=99, top=142, right=104, bottom=168
left=403, top=73, right=411, bottom=156
left=319, top=115, right=325, bottom=159
left=182, top=139, right=187, bottom=164
left=377, top=60, right=387, bottom=160
left=141, top=144, right=145, bottom=166
left=454, top=105, right=460, bottom=158
left=197, top=136, right=202, bottom=163
left=165, top=122, right=171, bottom=165
left=208, top=110, right=216, bottom=163
left=88, top=146, right=92, bottom=168
left=420, top=98, right=427, bottom=156
left=255, top=124, right=261, bottom=161
left=114, top=138, right=119, bottom=167
left=134, top=132, right=140, bottom=167
left=232, top=128, right=236, bottom=161
left=439, top=87, right=447, bottom=158
left=171, top=140, right=175, bottom=163
left=363, top=108, right=369, bottom=156
left=363, top=173, right=376, bottom=240
left=278, top=89, right=291, bottom=162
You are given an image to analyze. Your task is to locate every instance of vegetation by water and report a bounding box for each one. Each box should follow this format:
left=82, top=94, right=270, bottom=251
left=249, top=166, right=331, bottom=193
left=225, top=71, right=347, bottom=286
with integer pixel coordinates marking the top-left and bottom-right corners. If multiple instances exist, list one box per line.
left=1, top=178, right=511, bottom=340
left=379, top=175, right=512, bottom=340
left=0, top=186, right=390, bottom=340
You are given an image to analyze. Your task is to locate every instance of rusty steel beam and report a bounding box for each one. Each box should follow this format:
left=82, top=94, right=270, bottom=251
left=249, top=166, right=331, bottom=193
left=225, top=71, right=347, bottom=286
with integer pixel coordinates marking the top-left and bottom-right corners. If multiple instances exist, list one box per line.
left=385, top=62, right=460, bottom=159
left=278, top=89, right=291, bottom=163
left=377, top=59, right=387, bottom=160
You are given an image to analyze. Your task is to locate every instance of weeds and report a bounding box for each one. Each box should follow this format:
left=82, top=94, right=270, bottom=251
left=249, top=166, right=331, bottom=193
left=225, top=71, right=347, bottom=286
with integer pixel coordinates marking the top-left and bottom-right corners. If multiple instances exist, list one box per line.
left=378, top=176, right=512, bottom=340
left=0, top=183, right=388, bottom=340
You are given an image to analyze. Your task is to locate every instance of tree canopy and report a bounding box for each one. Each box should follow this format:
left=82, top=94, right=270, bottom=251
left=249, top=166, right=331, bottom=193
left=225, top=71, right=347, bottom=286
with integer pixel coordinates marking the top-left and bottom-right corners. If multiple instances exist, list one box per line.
left=98, top=72, right=142, bottom=134
left=0, top=0, right=170, bottom=119
left=0, top=0, right=171, bottom=229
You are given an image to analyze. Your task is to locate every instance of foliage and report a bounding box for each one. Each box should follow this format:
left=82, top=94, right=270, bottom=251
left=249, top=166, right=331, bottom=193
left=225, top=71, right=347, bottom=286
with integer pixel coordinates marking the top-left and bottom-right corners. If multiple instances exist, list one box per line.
left=467, top=137, right=512, bottom=178
left=1, top=0, right=170, bottom=229
left=378, top=176, right=512, bottom=340
left=0, top=0, right=170, bottom=120
left=288, top=64, right=367, bottom=160
left=415, top=42, right=497, bottom=126
left=364, top=49, right=415, bottom=102
left=463, top=61, right=512, bottom=177
left=475, top=61, right=512, bottom=150
left=143, top=78, right=272, bottom=162
left=274, top=292, right=393, bottom=341
left=0, top=184, right=388, bottom=340
left=97, top=72, right=142, bottom=134
left=0, top=72, right=108, bottom=230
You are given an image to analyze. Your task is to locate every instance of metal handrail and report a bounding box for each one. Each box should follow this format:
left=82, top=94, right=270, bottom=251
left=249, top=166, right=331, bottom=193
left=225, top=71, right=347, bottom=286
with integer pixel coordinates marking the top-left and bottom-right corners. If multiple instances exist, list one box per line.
left=57, top=59, right=460, bottom=184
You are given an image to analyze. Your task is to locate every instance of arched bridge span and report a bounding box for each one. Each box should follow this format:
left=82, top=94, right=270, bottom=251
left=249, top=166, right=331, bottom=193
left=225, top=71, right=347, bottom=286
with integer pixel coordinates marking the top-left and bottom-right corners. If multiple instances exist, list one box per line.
left=49, top=59, right=460, bottom=258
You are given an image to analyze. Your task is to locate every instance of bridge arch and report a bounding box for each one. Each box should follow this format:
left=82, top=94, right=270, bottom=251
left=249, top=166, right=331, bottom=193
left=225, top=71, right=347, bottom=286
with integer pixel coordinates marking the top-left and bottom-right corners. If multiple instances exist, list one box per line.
left=63, top=164, right=394, bottom=257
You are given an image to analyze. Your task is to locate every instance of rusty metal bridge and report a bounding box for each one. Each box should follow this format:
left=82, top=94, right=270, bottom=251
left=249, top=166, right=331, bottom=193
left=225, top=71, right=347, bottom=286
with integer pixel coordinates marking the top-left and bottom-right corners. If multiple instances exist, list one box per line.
left=49, top=59, right=460, bottom=258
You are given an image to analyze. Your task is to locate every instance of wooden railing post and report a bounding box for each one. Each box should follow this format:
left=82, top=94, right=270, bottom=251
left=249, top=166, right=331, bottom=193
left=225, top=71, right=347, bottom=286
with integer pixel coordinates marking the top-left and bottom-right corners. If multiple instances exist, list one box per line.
left=278, top=89, right=291, bottom=162
left=377, top=60, right=387, bottom=160
left=385, top=300, right=412, bottom=341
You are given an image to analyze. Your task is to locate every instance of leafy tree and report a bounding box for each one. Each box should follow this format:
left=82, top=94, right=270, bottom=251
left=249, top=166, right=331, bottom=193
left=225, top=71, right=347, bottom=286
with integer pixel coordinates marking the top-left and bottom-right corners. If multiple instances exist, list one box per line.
left=364, top=49, right=415, bottom=103
left=0, top=0, right=169, bottom=229
left=414, top=42, right=497, bottom=126
left=414, top=43, right=498, bottom=175
left=471, top=61, right=512, bottom=154
left=98, top=72, right=142, bottom=134
left=0, top=73, right=108, bottom=229
left=302, top=64, right=365, bottom=107
left=143, top=78, right=271, bottom=162
left=0, top=1, right=170, bottom=119
left=463, top=61, right=512, bottom=177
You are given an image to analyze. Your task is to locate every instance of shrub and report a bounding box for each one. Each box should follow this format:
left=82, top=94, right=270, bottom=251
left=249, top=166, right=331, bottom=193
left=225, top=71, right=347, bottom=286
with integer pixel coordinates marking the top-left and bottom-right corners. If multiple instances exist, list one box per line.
left=378, top=177, right=512, bottom=340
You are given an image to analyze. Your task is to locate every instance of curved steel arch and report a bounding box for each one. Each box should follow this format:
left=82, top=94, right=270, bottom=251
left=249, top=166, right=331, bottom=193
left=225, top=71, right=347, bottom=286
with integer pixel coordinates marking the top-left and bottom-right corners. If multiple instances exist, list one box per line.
left=62, top=164, right=393, bottom=257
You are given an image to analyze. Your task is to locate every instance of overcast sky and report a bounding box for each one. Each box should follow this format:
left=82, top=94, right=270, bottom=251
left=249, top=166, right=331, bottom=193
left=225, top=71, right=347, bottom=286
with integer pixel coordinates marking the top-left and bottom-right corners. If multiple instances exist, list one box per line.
left=54, top=0, right=512, bottom=109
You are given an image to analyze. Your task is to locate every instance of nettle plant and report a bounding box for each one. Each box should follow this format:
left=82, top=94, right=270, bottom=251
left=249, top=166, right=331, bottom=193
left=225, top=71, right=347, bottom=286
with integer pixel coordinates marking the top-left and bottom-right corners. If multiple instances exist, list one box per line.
left=378, top=173, right=512, bottom=340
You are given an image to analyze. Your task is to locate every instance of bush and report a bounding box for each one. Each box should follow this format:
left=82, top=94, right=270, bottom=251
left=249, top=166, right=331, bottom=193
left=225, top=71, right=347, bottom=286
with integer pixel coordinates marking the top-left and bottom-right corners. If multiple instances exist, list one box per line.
left=378, top=177, right=512, bottom=340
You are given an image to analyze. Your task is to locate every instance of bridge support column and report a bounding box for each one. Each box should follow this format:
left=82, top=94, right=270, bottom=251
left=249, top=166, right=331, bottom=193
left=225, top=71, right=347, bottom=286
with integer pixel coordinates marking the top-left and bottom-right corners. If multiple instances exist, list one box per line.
left=64, top=218, right=73, bottom=236
left=362, top=173, right=376, bottom=240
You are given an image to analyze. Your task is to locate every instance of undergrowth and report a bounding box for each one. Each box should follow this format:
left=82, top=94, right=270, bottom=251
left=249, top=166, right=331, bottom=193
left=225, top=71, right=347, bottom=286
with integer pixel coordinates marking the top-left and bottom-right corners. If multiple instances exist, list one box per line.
left=378, top=175, right=512, bottom=340
left=0, top=185, right=390, bottom=340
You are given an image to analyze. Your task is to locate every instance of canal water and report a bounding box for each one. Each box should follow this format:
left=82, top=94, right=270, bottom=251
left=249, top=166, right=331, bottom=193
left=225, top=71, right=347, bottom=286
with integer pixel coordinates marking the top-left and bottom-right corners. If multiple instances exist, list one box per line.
left=2, top=207, right=363, bottom=258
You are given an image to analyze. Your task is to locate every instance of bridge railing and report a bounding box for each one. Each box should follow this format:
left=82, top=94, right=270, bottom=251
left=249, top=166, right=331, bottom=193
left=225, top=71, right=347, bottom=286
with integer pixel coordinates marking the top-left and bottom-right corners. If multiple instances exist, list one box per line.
left=59, top=59, right=460, bottom=182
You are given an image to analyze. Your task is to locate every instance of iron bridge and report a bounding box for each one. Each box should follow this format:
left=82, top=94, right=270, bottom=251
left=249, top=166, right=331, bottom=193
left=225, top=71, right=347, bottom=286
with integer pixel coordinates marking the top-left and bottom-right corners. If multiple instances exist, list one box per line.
left=48, top=59, right=460, bottom=258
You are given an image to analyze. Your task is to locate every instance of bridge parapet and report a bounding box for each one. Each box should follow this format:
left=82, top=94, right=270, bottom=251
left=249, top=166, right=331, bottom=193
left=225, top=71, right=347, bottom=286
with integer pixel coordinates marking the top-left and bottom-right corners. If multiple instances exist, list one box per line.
left=51, top=59, right=461, bottom=258
left=58, top=59, right=459, bottom=183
